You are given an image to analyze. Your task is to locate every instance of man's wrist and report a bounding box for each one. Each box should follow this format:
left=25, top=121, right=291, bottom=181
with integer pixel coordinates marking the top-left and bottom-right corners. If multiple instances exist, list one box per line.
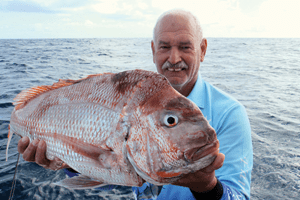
left=190, top=178, right=223, bottom=200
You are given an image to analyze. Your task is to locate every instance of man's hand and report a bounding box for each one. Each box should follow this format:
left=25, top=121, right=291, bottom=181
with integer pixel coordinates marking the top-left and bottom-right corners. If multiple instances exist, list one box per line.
left=18, top=136, right=70, bottom=170
left=173, top=152, right=225, bottom=193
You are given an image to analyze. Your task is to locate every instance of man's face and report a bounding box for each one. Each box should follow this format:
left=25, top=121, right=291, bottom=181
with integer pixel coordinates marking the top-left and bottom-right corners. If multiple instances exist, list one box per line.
left=151, top=14, right=207, bottom=96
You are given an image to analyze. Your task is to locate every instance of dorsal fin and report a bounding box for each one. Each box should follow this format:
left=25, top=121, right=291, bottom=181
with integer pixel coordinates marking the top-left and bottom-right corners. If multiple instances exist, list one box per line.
left=13, top=73, right=105, bottom=110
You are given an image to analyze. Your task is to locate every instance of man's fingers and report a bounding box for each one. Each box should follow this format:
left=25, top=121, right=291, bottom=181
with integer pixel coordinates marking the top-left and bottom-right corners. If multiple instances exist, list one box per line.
left=18, top=137, right=70, bottom=171
left=213, top=153, right=225, bottom=170
left=18, top=136, right=30, bottom=154
left=203, top=153, right=225, bottom=173
left=35, top=140, right=50, bottom=167
left=48, top=157, right=64, bottom=170
left=22, top=139, right=39, bottom=162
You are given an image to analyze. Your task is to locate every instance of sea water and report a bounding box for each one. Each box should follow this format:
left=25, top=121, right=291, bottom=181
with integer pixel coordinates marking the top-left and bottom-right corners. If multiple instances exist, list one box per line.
left=0, top=38, right=299, bottom=199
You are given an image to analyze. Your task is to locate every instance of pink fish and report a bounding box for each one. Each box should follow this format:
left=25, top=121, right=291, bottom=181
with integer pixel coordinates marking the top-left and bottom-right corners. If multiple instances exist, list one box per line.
left=6, top=69, right=219, bottom=188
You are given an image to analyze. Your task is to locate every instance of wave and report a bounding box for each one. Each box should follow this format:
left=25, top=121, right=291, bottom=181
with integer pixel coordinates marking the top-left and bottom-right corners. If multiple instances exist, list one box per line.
left=0, top=103, right=13, bottom=109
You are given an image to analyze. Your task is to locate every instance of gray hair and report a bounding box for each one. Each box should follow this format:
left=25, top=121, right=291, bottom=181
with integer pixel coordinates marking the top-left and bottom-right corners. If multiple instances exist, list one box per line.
left=153, top=9, right=203, bottom=44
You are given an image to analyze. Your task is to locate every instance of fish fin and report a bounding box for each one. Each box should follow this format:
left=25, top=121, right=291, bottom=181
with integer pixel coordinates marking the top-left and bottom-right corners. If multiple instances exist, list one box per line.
left=6, top=125, right=13, bottom=161
left=136, top=184, right=163, bottom=199
left=13, top=74, right=106, bottom=110
left=58, top=134, right=117, bottom=169
left=13, top=80, right=77, bottom=110
left=53, top=175, right=107, bottom=189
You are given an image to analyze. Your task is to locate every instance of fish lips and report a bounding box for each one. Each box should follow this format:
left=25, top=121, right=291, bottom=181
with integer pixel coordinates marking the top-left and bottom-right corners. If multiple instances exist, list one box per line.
left=183, top=139, right=220, bottom=162
left=153, top=139, right=220, bottom=182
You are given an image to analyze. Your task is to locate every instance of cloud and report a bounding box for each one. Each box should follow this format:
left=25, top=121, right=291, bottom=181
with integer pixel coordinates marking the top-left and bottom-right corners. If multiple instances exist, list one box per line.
left=93, top=0, right=120, bottom=14
left=25, top=0, right=95, bottom=9
left=84, top=20, right=94, bottom=26
left=0, top=0, right=58, bottom=13
left=255, top=0, right=300, bottom=37
left=0, top=0, right=96, bottom=13
left=91, top=0, right=158, bottom=20
left=152, top=0, right=300, bottom=37
left=1, top=0, right=299, bottom=38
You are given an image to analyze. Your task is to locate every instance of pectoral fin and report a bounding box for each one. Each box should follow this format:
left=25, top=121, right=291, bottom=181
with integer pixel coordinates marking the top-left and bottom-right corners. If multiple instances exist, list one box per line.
left=53, top=175, right=107, bottom=189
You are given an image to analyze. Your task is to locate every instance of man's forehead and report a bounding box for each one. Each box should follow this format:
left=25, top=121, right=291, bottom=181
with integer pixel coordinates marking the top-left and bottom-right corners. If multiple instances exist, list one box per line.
left=158, top=40, right=192, bottom=44
left=156, top=33, right=196, bottom=45
left=158, top=17, right=195, bottom=33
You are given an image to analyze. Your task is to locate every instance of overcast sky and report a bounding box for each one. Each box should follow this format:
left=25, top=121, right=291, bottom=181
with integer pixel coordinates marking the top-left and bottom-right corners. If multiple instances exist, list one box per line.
left=1, top=0, right=300, bottom=39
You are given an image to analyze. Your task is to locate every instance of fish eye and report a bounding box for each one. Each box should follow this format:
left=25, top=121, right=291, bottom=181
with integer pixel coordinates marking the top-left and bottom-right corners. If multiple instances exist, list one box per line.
left=163, top=114, right=178, bottom=127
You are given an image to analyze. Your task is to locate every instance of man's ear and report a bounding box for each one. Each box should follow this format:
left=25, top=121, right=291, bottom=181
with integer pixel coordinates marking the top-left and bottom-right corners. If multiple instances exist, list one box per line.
left=151, top=40, right=156, bottom=64
left=200, top=38, right=207, bottom=62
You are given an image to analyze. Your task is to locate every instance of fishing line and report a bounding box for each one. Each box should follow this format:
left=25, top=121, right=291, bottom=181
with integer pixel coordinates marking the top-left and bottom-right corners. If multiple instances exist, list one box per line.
left=8, top=153, right=20, bottom=200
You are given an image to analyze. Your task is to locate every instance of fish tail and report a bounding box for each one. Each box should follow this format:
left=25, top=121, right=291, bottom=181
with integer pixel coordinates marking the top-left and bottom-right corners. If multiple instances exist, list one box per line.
left=6, top=125, right=13, bottom=161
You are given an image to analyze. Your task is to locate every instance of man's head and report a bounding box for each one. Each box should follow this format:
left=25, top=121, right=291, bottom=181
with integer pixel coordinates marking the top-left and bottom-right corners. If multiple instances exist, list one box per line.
left=151, top=9, right=207, bottom=97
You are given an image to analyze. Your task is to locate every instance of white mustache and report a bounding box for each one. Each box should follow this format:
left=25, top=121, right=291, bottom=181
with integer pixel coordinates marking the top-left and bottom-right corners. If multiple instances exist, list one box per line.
left=162, top=61, right=188, bottom=71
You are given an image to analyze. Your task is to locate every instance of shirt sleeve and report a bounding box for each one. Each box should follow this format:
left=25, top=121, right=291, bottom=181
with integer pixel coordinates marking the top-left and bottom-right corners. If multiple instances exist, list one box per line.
left=213, top=102, right=253, bottom=199
left=219, top=181, right=249, bottom=200
left=190, top=178, right=248, bottom=200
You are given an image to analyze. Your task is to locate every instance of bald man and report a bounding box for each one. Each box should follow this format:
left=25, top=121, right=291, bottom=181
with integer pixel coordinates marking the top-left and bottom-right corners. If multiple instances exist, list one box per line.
left=132, top=9, right=253, bottom=200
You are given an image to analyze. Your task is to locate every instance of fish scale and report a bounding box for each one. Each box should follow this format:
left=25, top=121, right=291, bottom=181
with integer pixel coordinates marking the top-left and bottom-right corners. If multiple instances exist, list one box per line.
left=6, top=69, right=219, bottom=189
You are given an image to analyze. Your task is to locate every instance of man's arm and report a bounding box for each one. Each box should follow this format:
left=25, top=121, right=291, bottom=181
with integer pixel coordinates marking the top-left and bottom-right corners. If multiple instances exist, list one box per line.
left=214, top=103, right=253, bottom=199
left=193, top=103, right=252, bottom=200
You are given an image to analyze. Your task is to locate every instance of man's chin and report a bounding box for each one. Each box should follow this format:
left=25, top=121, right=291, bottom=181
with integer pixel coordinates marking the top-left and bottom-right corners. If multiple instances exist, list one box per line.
left=167, top=76, right=185, bottom=84
left=168, top=81, right=185, bottom=91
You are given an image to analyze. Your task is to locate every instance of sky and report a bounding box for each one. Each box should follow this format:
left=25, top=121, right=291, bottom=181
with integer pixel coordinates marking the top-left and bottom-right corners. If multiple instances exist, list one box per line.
left=0, top=0, right=300, bottom=39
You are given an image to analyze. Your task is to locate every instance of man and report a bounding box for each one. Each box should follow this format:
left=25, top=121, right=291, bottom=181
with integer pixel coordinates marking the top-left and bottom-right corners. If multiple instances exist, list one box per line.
left=18, top=9, right=253, bottom=200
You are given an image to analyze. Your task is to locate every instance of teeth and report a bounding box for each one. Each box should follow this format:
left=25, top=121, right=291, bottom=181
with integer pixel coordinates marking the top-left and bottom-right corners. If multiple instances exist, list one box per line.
left=167, top=68, right=183, bottom=71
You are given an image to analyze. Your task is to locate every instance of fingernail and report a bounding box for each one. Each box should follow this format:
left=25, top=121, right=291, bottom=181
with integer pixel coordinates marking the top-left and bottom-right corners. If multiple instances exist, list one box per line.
left=21, top=137, right=28, bottom=143
left=32, top=139, right=39, bottom=146
left=39, top=140, right=45, bottom=147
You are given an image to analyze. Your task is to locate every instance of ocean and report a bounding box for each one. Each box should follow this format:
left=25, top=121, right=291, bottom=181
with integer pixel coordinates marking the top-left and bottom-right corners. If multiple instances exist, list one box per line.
left=0, top=38, right=299, bottom=199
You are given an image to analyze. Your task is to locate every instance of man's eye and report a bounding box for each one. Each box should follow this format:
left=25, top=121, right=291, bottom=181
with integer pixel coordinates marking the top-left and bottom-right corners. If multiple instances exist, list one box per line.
left=160, top=46, right=170, bottom=49
left=181, top=46, right=190, bottom=50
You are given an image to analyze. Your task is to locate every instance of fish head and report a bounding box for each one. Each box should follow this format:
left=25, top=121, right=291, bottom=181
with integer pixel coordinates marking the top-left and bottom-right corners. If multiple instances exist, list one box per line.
left=126, top=86, right=219, bottom=185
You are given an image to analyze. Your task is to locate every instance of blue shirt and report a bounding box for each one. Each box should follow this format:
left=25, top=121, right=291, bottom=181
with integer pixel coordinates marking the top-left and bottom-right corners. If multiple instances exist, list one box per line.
left=132, top=74, right=253, bottom=200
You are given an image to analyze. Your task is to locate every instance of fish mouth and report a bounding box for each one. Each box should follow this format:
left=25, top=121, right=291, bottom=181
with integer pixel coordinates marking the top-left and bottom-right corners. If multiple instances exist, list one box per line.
left=152, top=140, right=219, bottom=182
left=154, top=149, right=219, bottom=183
left=184, top=139, right=219, bottom=162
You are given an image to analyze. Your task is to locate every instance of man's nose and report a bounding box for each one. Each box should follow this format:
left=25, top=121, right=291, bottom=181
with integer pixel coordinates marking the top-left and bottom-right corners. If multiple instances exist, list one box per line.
left=168, top=47, right=182, bottom=64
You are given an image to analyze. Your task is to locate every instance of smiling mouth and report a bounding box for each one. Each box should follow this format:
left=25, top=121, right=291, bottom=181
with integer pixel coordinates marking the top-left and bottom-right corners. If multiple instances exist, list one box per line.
left=162, top=61, right=188, bottom=72
left=166, top=67, right=187, bottom=72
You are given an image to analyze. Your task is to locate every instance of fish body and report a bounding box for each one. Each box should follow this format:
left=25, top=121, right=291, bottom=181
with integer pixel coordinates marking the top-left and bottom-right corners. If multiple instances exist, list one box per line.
left=7, top=69, right=219, bottom=188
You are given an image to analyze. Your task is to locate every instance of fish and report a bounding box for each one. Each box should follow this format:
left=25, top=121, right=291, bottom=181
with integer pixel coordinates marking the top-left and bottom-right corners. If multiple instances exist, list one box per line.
left=6, top=69, right=219, bottom=189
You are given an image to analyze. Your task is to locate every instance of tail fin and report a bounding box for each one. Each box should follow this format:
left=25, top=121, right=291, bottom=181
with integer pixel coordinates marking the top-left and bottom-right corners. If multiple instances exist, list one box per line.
left=6, top=125, right=14, bottom=161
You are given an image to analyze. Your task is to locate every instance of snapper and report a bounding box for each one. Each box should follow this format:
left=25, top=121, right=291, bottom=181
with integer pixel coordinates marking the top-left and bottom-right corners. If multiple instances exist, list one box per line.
left=6, top=69, right=219, bottom=188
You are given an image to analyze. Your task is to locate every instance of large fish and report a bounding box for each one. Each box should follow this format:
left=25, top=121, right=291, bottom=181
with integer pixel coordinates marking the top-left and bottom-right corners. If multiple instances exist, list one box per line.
left=6, top=69, right=219, bottom=188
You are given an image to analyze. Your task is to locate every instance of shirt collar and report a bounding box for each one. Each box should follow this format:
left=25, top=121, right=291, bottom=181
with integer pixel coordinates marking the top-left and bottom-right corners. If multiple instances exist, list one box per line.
left=187, top=74, right=205, bottom=109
